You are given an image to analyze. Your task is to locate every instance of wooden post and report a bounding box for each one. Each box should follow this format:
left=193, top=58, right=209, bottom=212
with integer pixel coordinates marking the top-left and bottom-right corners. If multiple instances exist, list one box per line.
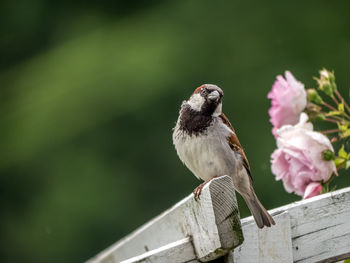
left=88, top=175, right=243, bottom=263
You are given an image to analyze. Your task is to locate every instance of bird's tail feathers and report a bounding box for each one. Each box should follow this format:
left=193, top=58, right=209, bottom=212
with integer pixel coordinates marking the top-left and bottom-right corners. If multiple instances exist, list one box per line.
left=242, top=192, right=275, bottom=229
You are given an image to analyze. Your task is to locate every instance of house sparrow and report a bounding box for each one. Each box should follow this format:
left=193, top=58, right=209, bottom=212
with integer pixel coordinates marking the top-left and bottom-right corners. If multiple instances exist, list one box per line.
left=172, top=84, right=275, bottom=228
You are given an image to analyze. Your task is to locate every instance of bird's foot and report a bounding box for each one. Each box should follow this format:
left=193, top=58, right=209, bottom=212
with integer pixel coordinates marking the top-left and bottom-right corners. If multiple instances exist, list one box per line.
left=193, top=182, right=206, bottom=201
left=193, top=176, right=220, bottom=201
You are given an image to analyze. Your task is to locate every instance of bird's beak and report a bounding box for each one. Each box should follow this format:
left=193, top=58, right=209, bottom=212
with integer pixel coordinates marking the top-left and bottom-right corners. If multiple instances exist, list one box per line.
left=207, top=90, right=220, bottom=102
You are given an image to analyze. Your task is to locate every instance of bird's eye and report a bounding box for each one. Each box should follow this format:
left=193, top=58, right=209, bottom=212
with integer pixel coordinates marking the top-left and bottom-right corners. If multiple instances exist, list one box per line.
left=201, top=88, right=208, bottom=95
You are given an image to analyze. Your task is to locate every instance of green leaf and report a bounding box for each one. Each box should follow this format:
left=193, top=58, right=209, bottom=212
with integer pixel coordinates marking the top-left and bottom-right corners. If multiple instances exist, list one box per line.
left=334, top=157, right=345, bottom=167
left=338, top=103, right=344, bottom=112
left=347, top=161, right=350, bottom=169
left=342, top=129, right=350, bottom=138
left=338, top=145, right=348, bottom=159
left=338, top=123, right=349, bottom=132
left=344, top=258, right=350, bottom=263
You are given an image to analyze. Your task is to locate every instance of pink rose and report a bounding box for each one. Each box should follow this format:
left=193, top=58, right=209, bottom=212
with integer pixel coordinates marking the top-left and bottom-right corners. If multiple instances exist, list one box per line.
left=303, top=182, right=322, bottom=199
left=268, top=71, right=307, bottom=137
left=271, top=113, right=337, bottom=196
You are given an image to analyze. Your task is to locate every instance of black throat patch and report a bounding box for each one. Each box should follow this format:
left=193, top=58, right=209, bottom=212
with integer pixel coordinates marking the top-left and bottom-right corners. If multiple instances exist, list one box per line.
left=178, top=104, right=214, bottom=136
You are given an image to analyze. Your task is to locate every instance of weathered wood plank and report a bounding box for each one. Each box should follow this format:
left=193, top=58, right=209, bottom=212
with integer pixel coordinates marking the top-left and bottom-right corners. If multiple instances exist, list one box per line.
left=88, top=175, right=243, bottom=263
left=232, top=212, right=293, bottom=263
left=233, top=187, right=350, bottom=263
left=120, top=237, right=199, bottom=263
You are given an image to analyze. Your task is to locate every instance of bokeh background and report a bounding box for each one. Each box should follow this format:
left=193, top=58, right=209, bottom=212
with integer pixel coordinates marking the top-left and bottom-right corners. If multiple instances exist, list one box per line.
left=1, top=1, right=350, bottom=262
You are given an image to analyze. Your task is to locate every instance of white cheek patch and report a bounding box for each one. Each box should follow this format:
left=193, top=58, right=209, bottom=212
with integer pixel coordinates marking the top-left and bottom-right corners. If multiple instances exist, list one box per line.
left=188, top=93, right=205, bottom=111
left=212, top=102, right=222, bottom=117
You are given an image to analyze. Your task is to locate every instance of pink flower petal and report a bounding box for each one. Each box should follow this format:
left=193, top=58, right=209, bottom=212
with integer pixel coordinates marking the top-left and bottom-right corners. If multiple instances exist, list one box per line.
left=271, top=114, right=336, bottom=197
left=268, top=71, right=307, bottom=138
left=303, top=182, right=322, bottom=199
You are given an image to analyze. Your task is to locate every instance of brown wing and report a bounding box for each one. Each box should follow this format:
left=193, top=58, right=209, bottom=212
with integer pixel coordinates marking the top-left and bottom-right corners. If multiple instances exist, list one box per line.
left=219, top=113, right=252, bottom=180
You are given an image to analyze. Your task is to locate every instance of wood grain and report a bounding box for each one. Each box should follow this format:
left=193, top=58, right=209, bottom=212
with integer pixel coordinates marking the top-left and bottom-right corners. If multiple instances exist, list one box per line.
left=232, top=187, right=350, bottom=263
left=233, top=212, right=293, bottom=263
left=120, top=238, right=199, bottom=263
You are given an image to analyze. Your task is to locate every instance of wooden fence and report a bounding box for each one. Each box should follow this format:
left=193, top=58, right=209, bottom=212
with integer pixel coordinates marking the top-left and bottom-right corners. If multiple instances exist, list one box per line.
left=88, top=176, right=350, bottom=263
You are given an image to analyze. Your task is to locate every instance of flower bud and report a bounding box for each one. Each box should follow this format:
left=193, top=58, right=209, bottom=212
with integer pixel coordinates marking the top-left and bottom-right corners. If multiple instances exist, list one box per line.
left=315, top=69, right=337, bottom=96
left=320, top=69, right=335, bottom=83
left=307, top=89, right=323, bottom=104
left=303, top=182, right=322, bottom=199
left=322, top=149, right=335, bottom=161
left=305, top=102, right=322, bottom=116
left=314, top=113, right=326, bottom=121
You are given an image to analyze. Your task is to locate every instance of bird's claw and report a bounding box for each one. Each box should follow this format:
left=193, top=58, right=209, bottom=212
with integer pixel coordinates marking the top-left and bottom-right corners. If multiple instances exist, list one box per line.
left=193, top=176, right=220, bottom=201
left=193, top=184, right=205, bottom=201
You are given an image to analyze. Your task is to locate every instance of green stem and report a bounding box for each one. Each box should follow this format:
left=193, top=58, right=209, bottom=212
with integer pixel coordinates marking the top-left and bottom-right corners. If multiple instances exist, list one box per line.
left=324, top=118, right=338, bottom=124
left=341, top=111, right=350, bottom=120
left=322, top=101, right=338, bottom=111
left=321, top=129, right=341, bottom=134
left=335, top=89, right=350, bottom=114
left=331, top=95, right=339, bottom=105
left=323, top=173, right=337, bottom=185
left=322, top=102, right=350, bottom=121
left=321, top=113, right=344, bottom=122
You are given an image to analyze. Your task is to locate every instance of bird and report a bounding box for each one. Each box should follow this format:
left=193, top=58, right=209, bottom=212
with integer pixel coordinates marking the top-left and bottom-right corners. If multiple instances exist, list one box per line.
left=172, top=84, right=275, bottom=228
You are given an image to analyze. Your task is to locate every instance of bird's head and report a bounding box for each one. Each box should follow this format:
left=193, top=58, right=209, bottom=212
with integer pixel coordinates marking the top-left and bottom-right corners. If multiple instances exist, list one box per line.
left=187, top=84, right=224, bottom=116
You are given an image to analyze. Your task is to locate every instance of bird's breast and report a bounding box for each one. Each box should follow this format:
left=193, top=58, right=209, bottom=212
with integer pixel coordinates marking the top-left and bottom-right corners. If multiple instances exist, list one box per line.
left=173, top=118, right=238, bottom=181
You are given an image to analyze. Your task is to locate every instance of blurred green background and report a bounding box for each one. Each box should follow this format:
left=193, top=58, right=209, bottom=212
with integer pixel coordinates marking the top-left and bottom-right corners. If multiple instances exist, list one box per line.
left=1, top=0, right=350, bottom=262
